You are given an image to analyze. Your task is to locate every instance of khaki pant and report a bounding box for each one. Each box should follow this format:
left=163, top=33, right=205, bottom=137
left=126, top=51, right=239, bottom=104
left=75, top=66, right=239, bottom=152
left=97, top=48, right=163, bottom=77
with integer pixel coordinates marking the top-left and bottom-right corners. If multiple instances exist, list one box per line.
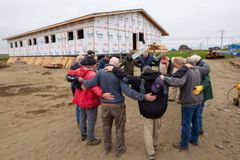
left=169, top=67, right=179, bottom=101
left=101, top=103, right=126, bottom=154
left=142, top=116, right=161, bottom=156
left=168, top=86, right=179, bottom=101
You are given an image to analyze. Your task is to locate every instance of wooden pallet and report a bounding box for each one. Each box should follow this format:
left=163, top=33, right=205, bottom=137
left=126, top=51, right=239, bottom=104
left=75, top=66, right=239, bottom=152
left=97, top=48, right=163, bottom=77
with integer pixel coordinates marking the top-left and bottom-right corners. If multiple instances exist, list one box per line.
left=34, top=57, right=43, bottom=65
left=6, top=56, right=78, bottom=68
left=60, top=57, right=69, bottom=67
left=65, top=57, right=76, bottom=68
left=41, top=57, right=53, bottom=66
left=26, top=57, right=36, bottom=64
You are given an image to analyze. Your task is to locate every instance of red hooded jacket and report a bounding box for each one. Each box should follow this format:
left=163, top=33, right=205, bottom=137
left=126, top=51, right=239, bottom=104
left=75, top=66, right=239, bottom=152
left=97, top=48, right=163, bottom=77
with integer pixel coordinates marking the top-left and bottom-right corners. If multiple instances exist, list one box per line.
left=67, top=66, right=102, bottom=108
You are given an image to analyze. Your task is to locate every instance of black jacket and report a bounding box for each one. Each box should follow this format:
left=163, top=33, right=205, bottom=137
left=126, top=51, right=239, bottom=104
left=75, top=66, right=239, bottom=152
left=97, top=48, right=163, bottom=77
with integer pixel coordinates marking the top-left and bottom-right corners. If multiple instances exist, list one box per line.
left=112, top=67, right=168, bottom=119
left=69, top=62, right=81, bottom=95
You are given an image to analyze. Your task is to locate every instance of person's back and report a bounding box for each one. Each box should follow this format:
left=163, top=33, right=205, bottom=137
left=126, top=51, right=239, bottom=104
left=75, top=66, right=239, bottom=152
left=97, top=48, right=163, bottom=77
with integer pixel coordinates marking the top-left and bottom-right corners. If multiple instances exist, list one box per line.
left=96, top=69, right=125, bottom=104
left=161, top=56, right=210, bottom=151
left=135, top=70, right=168, bottom=119
left=179, top=67, right=202, bottom=106
left=76, top=68, right=102, bottom=108
left=108, top=66, right=167, bottom=159
left=82, top=57, right=150, bottom=157
left=67, top=55, right=103, bottom=146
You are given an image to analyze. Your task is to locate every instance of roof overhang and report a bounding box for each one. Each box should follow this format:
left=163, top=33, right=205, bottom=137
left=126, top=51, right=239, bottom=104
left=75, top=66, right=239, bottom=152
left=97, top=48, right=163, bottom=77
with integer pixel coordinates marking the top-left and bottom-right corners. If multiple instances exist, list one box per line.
left=3, top=9, right=169, bottom=41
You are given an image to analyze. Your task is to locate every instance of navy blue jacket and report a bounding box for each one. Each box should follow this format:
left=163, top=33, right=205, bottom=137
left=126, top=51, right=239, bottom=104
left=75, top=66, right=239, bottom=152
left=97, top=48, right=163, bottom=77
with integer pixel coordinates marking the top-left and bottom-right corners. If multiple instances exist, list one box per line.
left=136, top=55, right=158, bottom=71
left=111, top=67, right=168, bottom=119
left=97, top=58, right=109, bottom=71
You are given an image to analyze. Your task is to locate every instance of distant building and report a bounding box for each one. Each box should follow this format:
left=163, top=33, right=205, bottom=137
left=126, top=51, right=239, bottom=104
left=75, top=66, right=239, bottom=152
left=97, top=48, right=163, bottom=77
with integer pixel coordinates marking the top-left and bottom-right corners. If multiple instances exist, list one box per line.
left=209, top=47, right=221, bottom=51
left=3, top=9, right=169, bottom=57
left=225, top=43, right=240, bottom=51
left=179, top=45, right=191, bottom=51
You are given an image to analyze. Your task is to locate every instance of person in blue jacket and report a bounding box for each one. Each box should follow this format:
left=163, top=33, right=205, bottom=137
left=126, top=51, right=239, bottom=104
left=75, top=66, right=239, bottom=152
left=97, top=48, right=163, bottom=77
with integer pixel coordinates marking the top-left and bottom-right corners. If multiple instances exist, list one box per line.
left=135, top=51, right=158, bottom=71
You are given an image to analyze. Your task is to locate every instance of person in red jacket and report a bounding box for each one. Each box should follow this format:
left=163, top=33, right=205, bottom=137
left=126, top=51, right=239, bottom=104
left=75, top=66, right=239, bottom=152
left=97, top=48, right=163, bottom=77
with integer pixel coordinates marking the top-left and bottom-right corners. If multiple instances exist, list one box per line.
left=67, top=55, right=114, bottom=145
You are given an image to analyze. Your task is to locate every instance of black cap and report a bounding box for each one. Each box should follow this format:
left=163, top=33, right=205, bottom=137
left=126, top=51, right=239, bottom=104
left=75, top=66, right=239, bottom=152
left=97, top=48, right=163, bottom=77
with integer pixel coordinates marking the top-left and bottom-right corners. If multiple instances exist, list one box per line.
left=87, top=50, right=95, bottom=56
left=81, top=56, right=97, bottom=66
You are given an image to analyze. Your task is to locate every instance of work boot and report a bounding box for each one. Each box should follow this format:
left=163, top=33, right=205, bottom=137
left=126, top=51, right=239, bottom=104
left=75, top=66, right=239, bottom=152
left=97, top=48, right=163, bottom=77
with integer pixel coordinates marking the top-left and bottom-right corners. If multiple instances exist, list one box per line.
left=87, top=138, right=101, bottom=145
left=173, top=142, right=189, bottom=151
left=81, top=135, right=87, bottom=141
left=116, top=147, right=127, bottom=157
left=189, top=139, right=199, bottom=146
left=148, top=154, right=155, bottom=160
left=154, top=145, right=159, bottom=150
left=105, top=147, right=112, bottom=155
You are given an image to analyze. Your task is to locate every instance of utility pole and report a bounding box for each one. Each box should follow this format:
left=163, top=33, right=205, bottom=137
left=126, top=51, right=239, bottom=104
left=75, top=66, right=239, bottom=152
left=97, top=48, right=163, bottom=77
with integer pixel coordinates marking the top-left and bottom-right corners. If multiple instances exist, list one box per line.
left=219, top=29, right=225, bottom=49
left=206, top=37, right=209, bottom=49
left=199, top=42, right=202, bottom=50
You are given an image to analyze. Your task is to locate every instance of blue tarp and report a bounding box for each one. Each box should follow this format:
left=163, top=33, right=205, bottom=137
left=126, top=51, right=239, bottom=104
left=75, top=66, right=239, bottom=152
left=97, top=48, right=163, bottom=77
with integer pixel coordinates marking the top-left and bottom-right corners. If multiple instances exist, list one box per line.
left=228, top=44, right=240, bottom=50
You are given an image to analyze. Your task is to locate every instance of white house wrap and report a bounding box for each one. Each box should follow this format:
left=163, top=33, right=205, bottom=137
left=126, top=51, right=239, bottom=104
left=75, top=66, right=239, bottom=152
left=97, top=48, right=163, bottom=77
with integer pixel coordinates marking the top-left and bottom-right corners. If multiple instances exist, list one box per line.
left=4, top=9, right=169, bottom=57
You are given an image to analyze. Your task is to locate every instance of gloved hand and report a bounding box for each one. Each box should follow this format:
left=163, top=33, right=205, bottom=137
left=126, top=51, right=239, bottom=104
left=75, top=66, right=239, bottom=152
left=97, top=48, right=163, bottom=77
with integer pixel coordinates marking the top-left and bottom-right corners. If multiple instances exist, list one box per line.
left=66, top=74, right=78, bottom=82
left=192, top=85, right=203, bottom=95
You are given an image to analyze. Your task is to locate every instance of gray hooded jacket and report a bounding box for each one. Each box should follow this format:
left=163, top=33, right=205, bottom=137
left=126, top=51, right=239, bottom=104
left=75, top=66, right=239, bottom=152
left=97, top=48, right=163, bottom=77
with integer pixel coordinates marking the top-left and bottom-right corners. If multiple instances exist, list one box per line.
left=164, top=63, right=210, bottom=106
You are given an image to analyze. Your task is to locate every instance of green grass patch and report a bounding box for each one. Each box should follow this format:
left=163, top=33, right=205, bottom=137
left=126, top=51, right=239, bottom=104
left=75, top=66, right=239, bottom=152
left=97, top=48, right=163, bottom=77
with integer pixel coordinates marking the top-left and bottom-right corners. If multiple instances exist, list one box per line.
left=165, top=50, right=235, bottom=59
left=0, top=54, right=9, bottom=62
left=165, top=50, right=208, bottom=59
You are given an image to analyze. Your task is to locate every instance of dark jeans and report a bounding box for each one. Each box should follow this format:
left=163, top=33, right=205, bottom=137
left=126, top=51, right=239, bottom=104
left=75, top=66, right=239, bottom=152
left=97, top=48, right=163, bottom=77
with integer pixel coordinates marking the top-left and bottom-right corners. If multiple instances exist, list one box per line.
left=199, top=103, right=204, bottom=133
left=76, top=106, right=81, bottom=125
left=180, top=104, right=201, bottom=148
left=80, top=107, right=98, bottom=141
left=101, top=103, right=126, bottom=154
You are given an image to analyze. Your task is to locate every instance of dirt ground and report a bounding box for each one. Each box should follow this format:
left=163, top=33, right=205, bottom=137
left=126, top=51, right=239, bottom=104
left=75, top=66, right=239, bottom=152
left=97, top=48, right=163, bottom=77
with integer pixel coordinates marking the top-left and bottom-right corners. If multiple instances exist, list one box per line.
left=0, top=58, right=240, bottom=160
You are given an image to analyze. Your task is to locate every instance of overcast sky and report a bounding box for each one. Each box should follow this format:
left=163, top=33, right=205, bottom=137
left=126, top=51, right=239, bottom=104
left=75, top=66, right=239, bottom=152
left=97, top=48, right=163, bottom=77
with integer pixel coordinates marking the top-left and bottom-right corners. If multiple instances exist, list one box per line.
left=0, top=0, right=239, bottom=53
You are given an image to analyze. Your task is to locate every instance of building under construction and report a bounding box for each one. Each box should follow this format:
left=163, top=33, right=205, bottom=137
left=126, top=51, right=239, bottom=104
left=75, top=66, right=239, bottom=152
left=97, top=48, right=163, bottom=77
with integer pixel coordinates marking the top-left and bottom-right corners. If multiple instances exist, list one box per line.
left=4, top=9, right=169, bottom=67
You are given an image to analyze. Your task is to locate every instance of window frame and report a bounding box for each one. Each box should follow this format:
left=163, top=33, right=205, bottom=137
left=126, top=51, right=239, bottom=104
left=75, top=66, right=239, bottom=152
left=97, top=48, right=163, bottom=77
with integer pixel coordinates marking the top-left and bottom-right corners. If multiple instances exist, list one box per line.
left=33, top=38, right=37, bottom=45
left=20, top=41, right=23, bottom=47
left=51, top=34, right=56, bottom=43
left=139, top=32, right=145, bottom=44
left=68, top=31, right=74, bottom=41
left=45, top=36, right=49, bottom=44
left=29, top=39, right=32, bottom=46
left=77, top=29, right=84, bottom=39
left=15, top=42, right=18, bottom=48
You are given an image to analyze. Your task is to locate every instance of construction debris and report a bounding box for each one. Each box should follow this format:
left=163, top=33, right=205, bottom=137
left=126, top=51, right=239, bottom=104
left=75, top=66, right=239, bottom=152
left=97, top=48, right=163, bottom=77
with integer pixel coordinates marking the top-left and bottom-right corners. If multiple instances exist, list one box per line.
left=148, top=43, right=168, bottom=53
left=0, top=62, right=9, bottom=69
left=229, top=60, right=240, bottom=68
left=43, top=64, right=63, bottom=69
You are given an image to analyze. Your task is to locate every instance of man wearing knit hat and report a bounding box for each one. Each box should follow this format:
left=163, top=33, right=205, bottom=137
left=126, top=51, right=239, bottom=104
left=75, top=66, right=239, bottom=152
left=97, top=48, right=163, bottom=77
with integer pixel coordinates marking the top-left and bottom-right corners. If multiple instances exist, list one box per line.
left=67, top=54, right=114, bottom=145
